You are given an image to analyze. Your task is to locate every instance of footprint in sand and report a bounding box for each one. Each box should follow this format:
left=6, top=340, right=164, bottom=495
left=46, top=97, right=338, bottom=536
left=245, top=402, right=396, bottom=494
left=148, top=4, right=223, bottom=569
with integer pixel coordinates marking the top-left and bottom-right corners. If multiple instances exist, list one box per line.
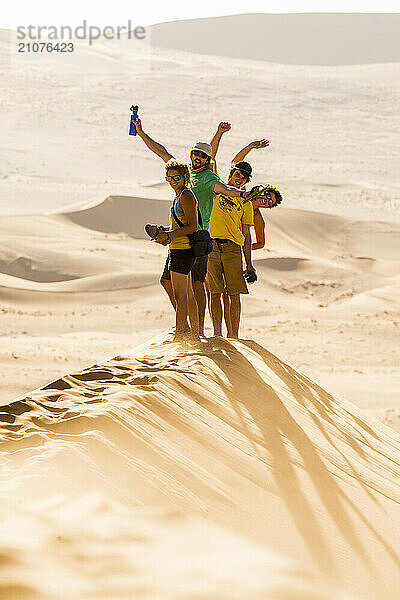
left=72, top=370, right=114, bottom=382
left=43, top=378, right=72, bottom=391
left=45, top=394, right=62, bottom=402
left=1, top=400, right=32, bottom=416
left=129, top=375, right=159, bottom=386
left=0, top=413, right=16, bottom=423
left=135, top=358, right=181, bottom=372
left=111, top=372, right=132, bottom=379
left=0, top=400, right=33, bottom=429
left=70, top=368, right=160, bottom=388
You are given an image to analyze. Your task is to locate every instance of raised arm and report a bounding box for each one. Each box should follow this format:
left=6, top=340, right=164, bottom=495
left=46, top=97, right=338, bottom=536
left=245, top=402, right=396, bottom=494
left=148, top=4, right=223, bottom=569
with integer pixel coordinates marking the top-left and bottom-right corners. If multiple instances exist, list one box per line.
left=210, top=121, right=231, bottom=160
left=231, top=139, right=269, bottom=166
left=213, top=180, right=251, bottom=199
left=134, top=117, right=174, bottom=163
left=252, top=208, right=266, bottom=250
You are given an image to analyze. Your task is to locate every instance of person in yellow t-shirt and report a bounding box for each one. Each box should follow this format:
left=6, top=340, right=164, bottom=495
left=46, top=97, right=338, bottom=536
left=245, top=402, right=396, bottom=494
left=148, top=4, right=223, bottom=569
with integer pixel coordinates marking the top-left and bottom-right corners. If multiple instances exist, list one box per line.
left=206, top=162, right=255, bottom=339
left=153, top=160, right=200, bottom=343
left=209, top=131, right=279, bottom=336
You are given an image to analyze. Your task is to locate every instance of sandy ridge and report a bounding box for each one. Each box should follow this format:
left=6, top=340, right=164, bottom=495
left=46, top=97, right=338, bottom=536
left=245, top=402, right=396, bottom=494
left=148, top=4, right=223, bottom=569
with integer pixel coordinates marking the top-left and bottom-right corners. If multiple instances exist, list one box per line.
left=1, top=332, right=399, bottom=598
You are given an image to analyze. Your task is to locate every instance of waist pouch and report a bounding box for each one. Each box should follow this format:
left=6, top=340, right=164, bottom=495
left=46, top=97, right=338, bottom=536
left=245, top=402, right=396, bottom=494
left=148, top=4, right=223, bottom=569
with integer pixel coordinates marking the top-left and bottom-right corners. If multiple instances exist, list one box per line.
left=189, top=229, right=213, bottom=257
left=172, top=200, right=213, bottom=257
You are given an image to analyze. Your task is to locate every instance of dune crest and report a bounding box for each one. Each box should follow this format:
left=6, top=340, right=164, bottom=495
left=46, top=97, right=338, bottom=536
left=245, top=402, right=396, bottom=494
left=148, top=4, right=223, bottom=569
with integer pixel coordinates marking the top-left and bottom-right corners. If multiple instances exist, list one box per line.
left=150, top=13, right=400, bottom=65
left=1, top=332, right=399, bottom=598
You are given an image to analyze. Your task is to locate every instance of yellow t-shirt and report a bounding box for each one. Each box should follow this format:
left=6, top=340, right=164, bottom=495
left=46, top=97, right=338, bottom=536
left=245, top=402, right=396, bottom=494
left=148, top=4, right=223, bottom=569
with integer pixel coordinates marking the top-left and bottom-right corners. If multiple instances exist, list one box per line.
left=169, top=193, right=192, bottom=250
left=209, top=194, right=254, bottom=246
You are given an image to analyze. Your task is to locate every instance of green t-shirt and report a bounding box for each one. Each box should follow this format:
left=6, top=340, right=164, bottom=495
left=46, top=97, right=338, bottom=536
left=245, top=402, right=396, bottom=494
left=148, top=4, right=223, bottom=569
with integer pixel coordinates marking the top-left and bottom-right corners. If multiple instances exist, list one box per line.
left=190, top=168, right=220, bottom=231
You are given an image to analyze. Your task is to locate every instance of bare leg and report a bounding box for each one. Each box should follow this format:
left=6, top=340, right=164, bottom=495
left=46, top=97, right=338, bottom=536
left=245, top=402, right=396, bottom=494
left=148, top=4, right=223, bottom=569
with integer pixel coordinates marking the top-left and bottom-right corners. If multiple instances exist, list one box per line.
left=229, top=294, right=241, bottom=339
left=160, top=277, right=176, bottom=309
left=171, top=271, right=190, bottom=341
left=192, top=280, right=206, bottom=337
left=187, top=273, right=200, bottom=340
left=161, top=276, right=190, bottom=332
left=210, top=293, right=223, bottom=337
left=222, top=290, right=233, bottom=337
left=205, top=282, right=211, bottom=333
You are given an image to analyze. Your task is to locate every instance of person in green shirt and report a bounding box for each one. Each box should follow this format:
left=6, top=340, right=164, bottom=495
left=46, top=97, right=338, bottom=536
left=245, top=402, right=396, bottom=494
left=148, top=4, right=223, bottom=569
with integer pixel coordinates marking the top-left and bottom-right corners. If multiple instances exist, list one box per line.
left=133, top=117, right=251, bottom=337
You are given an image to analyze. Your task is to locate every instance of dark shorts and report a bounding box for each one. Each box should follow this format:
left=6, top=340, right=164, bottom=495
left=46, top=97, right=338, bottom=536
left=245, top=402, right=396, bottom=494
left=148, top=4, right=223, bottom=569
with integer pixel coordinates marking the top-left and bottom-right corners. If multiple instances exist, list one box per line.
left=161, top=249, right=196, bottom=279
left=161, top=251, right=208, bottom=282
left=191, top=255, right=208, bottom=283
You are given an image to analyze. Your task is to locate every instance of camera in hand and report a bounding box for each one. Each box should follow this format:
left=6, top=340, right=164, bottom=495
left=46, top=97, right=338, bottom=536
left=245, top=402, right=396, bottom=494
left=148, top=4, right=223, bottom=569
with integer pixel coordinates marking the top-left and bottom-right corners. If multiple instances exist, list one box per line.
left=244, top=269, right=258, bottom=284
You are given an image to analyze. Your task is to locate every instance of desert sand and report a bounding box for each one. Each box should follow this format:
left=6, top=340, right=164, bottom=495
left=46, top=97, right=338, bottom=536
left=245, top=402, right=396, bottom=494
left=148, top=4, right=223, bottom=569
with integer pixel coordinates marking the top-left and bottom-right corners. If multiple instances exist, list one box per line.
left=2, top=332, right=400, bottom=599
left=1, top=13, right=399, bottom=599
left=150, top=13, right=400, bottom=65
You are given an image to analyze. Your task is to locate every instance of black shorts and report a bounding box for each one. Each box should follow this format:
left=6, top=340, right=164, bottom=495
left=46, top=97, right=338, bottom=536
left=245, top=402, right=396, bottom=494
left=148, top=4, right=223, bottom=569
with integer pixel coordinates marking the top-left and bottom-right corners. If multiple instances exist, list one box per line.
left=161, top=249, right=196, bottom=279
left=191, top=255, right=208, bottom=283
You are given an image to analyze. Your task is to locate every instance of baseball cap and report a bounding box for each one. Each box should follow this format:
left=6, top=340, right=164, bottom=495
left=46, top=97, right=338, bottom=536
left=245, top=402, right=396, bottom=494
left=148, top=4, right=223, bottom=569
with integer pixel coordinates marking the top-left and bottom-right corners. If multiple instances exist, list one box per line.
left=191, top=142, right=212, bottom=157
left=234, top=161, right=252, bottom=178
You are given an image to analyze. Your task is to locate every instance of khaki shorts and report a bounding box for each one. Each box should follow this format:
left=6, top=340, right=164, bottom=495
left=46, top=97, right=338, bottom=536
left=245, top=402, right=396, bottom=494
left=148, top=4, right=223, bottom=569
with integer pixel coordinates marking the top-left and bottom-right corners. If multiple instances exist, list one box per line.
left=206, top=239, right=248, bottom=295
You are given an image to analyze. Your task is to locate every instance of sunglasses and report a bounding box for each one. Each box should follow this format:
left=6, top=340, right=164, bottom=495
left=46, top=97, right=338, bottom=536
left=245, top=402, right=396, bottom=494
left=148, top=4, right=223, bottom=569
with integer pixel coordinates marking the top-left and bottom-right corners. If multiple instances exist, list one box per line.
left=258, top=192, right=275, bottom=207
left=165, top=174, right=182, bottom=182
left=191, top=150, right=208, bottom=159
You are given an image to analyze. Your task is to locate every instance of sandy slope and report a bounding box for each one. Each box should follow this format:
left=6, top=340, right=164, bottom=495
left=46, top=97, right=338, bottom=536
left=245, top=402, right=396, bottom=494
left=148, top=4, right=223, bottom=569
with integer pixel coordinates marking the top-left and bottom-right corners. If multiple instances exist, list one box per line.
left=1, top=333, right=399, bottom=598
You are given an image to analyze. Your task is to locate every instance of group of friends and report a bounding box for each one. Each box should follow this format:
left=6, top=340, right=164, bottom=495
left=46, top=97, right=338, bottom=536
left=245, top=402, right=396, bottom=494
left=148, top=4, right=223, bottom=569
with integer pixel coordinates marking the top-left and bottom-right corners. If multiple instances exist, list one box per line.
left=133, top=118, right=282, bottom=343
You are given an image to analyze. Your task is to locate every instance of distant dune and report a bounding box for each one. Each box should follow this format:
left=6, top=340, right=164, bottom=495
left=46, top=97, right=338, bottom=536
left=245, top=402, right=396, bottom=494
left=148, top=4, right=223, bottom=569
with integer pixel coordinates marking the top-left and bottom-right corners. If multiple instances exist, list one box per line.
left=65, top=195, right=170, bottom=238
left=1, top=196, right=399, bottom=415
left=150, top=13, right=400, bottom=65
left=2, top=197, right=399, bottom=290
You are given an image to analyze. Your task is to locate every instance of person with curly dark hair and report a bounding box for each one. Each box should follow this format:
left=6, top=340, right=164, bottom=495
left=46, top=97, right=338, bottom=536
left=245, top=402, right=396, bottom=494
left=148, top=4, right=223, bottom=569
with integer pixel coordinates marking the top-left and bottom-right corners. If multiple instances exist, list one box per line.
left=249, top=183, right=283, bottom=250
left=229, top=139, right=283, bottom=250
left=210, top=132, right=282, bottom=337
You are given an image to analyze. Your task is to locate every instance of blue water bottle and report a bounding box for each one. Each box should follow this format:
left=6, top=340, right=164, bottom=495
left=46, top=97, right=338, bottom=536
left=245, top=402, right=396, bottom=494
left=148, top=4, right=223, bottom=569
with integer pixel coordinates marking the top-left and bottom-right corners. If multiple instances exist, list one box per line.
left=129, top=105, right=139, bottom=136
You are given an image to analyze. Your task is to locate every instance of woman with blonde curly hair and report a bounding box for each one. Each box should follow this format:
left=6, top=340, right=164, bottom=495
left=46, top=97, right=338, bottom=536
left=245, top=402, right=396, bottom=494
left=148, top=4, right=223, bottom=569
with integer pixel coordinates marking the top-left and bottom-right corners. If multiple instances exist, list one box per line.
left=154, top=160, right=200, bottom=342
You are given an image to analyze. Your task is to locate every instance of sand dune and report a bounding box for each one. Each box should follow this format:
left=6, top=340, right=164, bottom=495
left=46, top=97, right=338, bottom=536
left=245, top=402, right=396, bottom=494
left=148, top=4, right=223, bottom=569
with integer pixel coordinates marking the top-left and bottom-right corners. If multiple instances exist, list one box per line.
left=65, top=195, right=170, bottom=238
left=1, top=16, right=399, bottom=596
left=0, top=203, right=166, bottom=290
left=1, top=332, right=399, bottom=598
left=0, top=196, right=399, bottom=423
left=2, top=32, right=400, bottom=222
left=1, top=197, right=399, bottom=303
left=150, top=13, right=400, bottom=65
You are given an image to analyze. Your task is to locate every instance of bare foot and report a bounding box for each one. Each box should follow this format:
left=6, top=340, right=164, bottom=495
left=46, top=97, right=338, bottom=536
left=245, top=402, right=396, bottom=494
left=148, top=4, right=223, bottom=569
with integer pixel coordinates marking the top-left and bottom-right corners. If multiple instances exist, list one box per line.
left=188, top=333, right=201, bottom=345
left=173, top=331, right=185, bottom=343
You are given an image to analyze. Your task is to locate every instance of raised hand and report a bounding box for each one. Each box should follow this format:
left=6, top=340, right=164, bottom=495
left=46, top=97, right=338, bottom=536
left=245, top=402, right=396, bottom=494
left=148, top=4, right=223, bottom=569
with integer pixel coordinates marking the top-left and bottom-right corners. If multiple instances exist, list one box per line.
left=251, top=139, right=269, bottom=149
left=134, top=117, right=143, bottom=135
left=218, top=121, right=232, bottom=134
